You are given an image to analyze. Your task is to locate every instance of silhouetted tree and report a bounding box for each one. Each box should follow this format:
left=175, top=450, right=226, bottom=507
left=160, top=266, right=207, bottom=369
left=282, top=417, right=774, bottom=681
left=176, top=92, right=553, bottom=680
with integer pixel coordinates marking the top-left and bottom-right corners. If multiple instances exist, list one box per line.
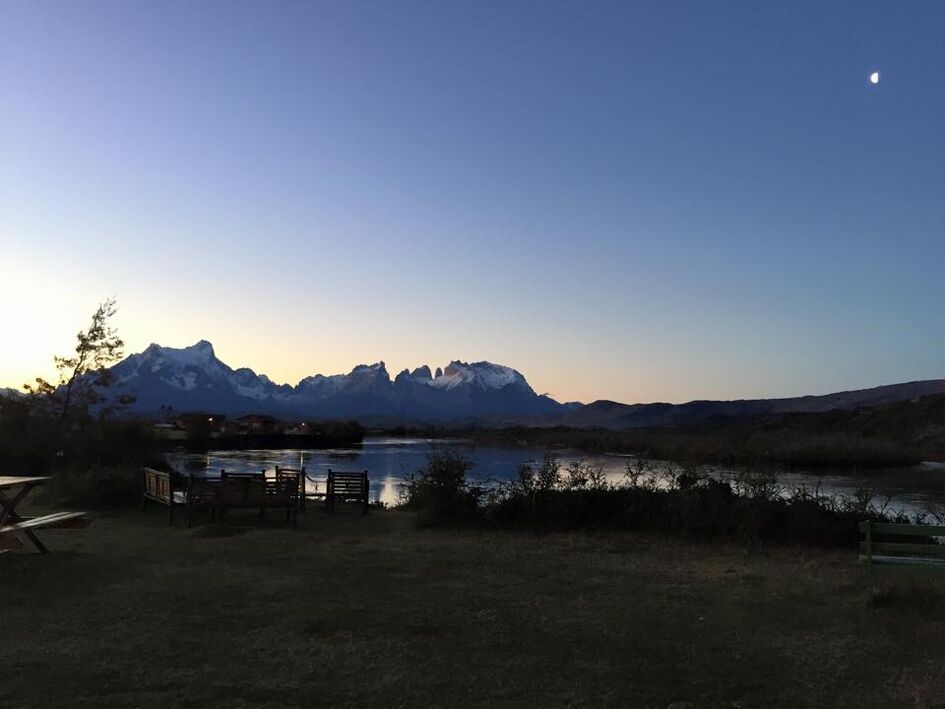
left=24, top=297, right=129, bottom=422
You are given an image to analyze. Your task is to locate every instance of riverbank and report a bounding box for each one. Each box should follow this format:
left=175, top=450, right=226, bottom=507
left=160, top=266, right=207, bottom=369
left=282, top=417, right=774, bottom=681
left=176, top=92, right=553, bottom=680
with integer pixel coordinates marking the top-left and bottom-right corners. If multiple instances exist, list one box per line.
left=3, top=508, right=945, bottom=707
left=429, top=425, right=922, bottom=470
left=386, top=394, right=945, bottom=471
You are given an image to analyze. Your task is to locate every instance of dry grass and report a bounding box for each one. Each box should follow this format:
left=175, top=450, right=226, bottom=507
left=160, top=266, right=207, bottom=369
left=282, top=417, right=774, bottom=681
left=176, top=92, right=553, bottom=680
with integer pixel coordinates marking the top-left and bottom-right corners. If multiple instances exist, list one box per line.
left=2, top=506, right=945, bottom=707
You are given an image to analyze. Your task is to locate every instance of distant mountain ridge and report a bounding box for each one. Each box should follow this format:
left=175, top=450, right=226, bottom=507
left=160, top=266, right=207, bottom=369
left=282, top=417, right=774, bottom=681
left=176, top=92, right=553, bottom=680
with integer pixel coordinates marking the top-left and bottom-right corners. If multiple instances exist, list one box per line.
left=75, top=340, right=945, bottom=428
left=546, top=380, right=945, bottom=430
left=109, top=340, right=562, bottom=421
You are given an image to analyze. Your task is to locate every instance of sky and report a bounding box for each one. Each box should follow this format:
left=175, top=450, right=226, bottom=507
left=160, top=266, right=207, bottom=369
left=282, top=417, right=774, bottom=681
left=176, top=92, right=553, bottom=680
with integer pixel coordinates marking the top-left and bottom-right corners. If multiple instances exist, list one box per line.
left=1, top=1, right=944, bottom=405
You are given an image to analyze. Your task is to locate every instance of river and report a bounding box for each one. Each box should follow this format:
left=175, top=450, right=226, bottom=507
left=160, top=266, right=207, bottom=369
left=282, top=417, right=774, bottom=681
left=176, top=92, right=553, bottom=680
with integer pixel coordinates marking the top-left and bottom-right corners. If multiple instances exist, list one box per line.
left=166, top=436, right=945, bottom=518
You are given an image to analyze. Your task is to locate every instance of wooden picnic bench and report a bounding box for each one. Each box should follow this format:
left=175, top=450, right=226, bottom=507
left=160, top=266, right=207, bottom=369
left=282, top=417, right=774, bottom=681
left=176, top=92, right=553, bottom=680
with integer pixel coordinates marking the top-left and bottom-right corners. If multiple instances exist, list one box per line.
left=859, top=520, right=945, bottom=571
left=325, top=469, right=370, bottom=514
left=0, top=476, right=89, bottom=554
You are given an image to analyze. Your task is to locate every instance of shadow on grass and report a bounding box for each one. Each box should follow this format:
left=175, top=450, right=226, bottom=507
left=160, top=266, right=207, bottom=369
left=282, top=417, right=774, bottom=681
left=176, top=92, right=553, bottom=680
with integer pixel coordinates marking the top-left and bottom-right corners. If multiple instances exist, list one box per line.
left=0, top=548, right=126, bottom=602
left=189, top=523, right=249, bottom=538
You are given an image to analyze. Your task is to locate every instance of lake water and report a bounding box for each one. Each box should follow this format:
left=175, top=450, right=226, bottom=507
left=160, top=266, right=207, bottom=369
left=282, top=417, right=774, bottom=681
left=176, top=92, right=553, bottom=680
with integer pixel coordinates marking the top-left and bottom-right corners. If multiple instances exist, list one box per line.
left=166, top=436, right=945, bottom=518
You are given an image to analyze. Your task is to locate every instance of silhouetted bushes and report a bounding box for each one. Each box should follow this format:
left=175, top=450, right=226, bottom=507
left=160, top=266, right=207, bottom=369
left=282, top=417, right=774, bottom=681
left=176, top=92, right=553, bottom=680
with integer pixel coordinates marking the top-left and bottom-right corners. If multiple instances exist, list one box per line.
left=0, top=394, right=164, bottom=508
left=311, top=419, right=366, bottom=444
left=43, top=464, right=137, bottom=508
left=403, top=453, right=916, bottom=548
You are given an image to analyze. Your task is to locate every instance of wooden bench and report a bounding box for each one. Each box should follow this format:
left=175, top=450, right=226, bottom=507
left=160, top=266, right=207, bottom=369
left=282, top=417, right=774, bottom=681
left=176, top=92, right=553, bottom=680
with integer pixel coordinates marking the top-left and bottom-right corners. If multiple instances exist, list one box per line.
left=142, top=467, right=222, bottom=527
left=325, top=469, right=369, bottom=514
left=859, top=520, right=945, bottom=571
left=141, top=467, right=186, bottom=524
left=142, top=467, right=301, bottom=527
left=265, top=471, right=301, bottom=524
left=274, top=466, right=307, bottom=511
left=217, top=471, right=300, bottom=525
left=185, top=475, right=224, bottom=527
left=219, top=471, right=266, bottom=514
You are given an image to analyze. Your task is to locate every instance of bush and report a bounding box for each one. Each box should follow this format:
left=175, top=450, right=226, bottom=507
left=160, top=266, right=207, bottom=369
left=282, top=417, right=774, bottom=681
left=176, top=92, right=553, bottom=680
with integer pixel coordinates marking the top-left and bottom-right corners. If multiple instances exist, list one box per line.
left=402, top=450, right=483, bottom=527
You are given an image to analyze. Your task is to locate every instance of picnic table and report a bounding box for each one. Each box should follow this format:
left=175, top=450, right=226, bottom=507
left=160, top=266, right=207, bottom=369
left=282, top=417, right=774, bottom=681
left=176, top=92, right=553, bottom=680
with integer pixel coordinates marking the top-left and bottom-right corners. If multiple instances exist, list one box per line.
left=0, top=476, right=87, bottom=554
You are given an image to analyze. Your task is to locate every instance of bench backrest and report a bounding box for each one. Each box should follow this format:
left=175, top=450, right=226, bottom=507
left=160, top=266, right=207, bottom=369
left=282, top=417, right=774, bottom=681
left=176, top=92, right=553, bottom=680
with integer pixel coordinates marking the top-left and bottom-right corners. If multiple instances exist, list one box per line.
left=187, top=475, right=222, bottom=505
left=275, top=466, right=306, bottom=498
left=142, top=467, right=172, bottom=503
left=859, top=521, right=945, bottom=567
left=327, top=470, right=368, bottom=497
left=275, top=466, right=304, bottom=476
left=266, top=471, right=301, bottom=505
left=220, top=471, right=266, bottom=506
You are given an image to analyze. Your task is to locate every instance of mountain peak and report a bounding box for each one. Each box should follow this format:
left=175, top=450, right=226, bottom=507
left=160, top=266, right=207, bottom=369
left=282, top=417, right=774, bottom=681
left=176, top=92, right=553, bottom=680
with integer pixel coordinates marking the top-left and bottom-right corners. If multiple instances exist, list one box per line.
left=394, top=365, right=433, bottom=385
left=350, top=361, right=388, bottom=377
left=141, top=340, right=216, bottom=360
left=411, top=365, right=432, bottom=380
left=430, top=360, right=530, bottom=392
left=189, top=340, right=215, bottom=355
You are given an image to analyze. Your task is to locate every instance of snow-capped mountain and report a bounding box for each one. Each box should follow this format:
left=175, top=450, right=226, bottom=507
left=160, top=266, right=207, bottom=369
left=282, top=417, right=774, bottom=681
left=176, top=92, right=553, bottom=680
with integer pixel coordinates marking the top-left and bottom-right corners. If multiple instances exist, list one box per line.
left=109, top=341, right=563, bottom=421
left=429, top=361, right=526, bottom=391
left=111, top=341, right=292, bottom=413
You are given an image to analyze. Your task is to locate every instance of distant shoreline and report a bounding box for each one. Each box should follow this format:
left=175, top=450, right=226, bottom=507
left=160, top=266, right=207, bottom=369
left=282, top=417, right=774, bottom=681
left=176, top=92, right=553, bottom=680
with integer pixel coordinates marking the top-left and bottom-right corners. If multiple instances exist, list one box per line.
left=377, top=425, right=931, bottom=471
left=159, top=432, right=365, bottom=452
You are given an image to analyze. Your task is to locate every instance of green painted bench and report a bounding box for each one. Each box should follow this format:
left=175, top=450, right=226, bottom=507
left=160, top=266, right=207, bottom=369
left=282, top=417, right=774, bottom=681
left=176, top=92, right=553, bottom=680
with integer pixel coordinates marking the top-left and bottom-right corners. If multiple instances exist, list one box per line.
left=859, top=520, right=945, bottom=571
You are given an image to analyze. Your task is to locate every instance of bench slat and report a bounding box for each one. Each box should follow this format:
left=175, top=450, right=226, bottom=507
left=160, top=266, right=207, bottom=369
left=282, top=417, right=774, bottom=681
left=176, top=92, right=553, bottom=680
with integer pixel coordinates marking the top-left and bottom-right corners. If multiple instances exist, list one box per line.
left=859, top=522, right=945, bottom=537
left=0, top=511, right=87, bottom=534
left=325, top=470, right=369, bottom=514
left=860, top=541, right=945, bottom=559
left=860, top=555, right=945, bottom=569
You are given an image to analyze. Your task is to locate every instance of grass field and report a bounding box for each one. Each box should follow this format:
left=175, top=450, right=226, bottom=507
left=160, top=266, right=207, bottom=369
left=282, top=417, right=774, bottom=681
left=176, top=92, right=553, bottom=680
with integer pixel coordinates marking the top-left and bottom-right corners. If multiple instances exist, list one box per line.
left=3, top=506, right=945, bottom=708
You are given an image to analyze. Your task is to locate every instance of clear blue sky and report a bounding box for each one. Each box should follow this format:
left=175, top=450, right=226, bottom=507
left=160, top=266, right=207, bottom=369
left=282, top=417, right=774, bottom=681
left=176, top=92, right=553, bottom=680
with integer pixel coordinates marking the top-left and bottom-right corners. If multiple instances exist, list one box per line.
left=2, top=1, right=943, bottom=404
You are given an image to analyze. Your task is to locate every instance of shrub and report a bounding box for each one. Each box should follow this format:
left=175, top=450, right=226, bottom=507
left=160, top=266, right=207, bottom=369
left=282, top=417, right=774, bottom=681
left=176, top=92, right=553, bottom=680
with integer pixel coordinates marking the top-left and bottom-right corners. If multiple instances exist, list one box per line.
left=402, top=450, right=483, bottom=527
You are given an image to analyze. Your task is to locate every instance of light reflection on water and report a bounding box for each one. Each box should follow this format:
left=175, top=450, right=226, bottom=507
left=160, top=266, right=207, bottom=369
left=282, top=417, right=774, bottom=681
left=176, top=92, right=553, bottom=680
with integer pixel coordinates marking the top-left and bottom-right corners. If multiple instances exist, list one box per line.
left=165, top=437, right=945, bottom=516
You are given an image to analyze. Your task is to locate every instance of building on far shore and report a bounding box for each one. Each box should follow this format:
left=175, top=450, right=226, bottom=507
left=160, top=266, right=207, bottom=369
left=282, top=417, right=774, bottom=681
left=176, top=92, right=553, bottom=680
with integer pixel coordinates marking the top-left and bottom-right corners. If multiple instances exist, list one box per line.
left=153, top=413, right=228, bottom=440
left=234, top=414, right=281, bottom=435
left=152, top=413, right=336, bottom=440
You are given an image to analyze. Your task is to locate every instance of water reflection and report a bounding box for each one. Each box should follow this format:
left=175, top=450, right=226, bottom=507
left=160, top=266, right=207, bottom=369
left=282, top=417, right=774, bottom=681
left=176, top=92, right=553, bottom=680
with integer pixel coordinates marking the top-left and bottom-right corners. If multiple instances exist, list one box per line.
left=165, top=437, right=945, bottom=515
